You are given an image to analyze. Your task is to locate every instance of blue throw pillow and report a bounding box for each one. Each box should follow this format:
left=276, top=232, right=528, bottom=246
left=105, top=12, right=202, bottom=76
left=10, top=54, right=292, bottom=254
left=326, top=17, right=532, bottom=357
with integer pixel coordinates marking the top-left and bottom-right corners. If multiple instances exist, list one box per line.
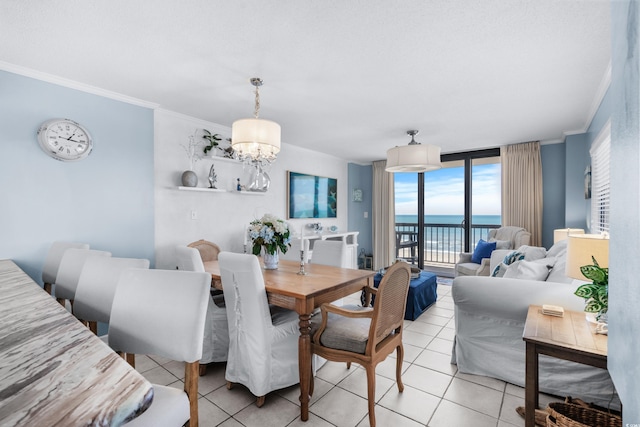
left=471, top=239, right=497, bottom=264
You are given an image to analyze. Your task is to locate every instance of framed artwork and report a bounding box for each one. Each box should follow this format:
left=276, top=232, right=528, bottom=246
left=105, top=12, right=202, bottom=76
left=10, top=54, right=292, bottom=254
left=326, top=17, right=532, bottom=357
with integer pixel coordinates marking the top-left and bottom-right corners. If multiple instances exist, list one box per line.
left=287, top=171, right=337, bottom=218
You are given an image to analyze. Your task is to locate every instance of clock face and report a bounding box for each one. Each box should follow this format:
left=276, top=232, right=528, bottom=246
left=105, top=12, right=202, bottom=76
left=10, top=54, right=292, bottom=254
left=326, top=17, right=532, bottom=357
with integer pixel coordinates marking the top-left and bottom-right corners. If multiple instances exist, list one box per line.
left=37, top=118, right=93, bottom=162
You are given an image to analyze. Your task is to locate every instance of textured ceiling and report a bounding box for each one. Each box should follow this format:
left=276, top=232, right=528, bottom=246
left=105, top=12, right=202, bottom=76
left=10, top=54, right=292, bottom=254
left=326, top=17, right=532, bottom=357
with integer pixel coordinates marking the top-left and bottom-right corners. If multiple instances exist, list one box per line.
left=0, top=0, right=611, bottom=163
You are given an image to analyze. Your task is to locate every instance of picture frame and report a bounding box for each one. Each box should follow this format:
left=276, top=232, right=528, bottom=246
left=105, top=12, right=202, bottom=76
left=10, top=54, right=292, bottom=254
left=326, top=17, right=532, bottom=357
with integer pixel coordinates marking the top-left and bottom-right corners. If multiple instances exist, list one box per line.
left=287, top=171, right=337, bottom=219
left=584, top=165, right=592, bottom=199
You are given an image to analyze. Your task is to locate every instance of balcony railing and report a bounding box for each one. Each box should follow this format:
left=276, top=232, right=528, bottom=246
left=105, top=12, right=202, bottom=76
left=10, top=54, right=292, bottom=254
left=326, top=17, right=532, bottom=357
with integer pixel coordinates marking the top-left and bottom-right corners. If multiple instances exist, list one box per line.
left=395, top=222, right=497, bottom=266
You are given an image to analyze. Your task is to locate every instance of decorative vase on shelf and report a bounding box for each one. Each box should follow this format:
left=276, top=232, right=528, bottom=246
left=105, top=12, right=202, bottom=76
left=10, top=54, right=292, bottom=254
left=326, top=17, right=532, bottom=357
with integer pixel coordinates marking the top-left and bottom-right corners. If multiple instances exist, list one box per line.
left=263, top=251, right=279, bottom=270
left=181, top=170, right=198, bottom=187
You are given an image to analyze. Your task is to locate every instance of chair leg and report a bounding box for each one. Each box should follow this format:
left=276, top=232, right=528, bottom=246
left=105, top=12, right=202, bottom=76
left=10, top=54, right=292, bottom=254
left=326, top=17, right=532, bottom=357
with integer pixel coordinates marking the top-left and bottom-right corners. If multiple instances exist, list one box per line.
left=256, top=396, right=266, bottom=407
left=199, top=363, right=207, bottom=376
left=309, top=361, right=315, bottom=397
left=346, top=361, right=351, bottom=369
left=56, top=297, right=65, bottom=307
left=395, top=345, right=405, bottom=392
left=44, top=282, right=52, bottom=295
left=365, top=365, right=377, bottom=427
left=126, top=353, right=135, bottom=369
left=184, top=362, right=199, bottom=427
left=88, top=321, right=98, bottom=335
left=226, top=381, right=233, bottom=390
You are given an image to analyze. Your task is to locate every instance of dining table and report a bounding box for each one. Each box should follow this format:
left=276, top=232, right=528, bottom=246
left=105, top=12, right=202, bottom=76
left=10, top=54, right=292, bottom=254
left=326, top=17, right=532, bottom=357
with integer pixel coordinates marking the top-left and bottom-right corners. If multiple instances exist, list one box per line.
left=0, top=259, right=153, bottom=426
left=204, top=258, right=375, bottom=421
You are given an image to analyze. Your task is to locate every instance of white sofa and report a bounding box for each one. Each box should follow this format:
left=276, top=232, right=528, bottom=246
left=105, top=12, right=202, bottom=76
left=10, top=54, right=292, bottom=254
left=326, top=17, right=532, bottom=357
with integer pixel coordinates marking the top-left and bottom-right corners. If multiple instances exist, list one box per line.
left=451, top=240, right=620, bottom=408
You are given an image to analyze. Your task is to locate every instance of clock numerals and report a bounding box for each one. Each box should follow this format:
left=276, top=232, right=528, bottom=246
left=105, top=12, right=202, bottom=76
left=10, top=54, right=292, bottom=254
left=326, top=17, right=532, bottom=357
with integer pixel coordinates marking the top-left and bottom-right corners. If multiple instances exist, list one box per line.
left=37, top=119, right=93, bottom=162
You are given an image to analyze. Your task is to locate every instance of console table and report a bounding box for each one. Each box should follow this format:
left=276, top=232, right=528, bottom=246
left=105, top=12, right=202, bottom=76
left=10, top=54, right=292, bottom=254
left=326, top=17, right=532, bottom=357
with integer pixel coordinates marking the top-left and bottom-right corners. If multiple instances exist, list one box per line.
left=0, top=259, right=153, bottom=426
left=303, top=231, right=359, bottom=269
left=522, top=305, right=608, bottom=427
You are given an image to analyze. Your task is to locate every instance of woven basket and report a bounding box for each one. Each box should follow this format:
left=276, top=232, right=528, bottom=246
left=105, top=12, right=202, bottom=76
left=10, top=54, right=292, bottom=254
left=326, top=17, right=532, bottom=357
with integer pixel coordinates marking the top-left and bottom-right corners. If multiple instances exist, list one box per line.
left=546, top=402, right=621, bottom=427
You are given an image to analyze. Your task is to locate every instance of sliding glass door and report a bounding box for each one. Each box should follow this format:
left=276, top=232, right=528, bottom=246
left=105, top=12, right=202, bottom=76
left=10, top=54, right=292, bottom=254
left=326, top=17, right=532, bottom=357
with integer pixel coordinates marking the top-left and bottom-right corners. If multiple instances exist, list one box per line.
left=394, top=148, right=501, bottom=268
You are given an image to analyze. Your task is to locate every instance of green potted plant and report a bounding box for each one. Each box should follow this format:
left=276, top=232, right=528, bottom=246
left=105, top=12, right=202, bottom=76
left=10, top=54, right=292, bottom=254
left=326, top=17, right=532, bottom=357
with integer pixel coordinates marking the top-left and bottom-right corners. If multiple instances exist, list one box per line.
left=574, top=256, right=608, bottom=322
left=202, top=129, right=222, bottom=155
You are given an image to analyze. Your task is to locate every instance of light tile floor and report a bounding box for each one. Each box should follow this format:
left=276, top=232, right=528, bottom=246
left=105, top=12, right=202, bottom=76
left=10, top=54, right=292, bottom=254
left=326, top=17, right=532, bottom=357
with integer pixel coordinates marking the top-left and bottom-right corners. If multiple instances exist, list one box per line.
left=134, top=282, right=563, bottom=427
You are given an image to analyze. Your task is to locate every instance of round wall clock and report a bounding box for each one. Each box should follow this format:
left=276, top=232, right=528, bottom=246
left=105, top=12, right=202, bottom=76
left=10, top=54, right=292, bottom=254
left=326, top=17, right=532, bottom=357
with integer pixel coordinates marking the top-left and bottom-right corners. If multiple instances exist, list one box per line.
left=37, top=118, right=93, bottom=162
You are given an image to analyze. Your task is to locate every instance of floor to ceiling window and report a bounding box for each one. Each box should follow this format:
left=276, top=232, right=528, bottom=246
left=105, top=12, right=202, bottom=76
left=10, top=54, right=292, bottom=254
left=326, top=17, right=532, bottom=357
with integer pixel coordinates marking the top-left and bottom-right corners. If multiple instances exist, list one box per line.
left=395, top=149, right=501, bottom=268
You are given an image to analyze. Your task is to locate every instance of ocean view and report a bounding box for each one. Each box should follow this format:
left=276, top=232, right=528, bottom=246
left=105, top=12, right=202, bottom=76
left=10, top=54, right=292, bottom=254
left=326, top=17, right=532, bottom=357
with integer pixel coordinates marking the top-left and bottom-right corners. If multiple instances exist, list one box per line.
left=396, top=214, right=502, bottom=225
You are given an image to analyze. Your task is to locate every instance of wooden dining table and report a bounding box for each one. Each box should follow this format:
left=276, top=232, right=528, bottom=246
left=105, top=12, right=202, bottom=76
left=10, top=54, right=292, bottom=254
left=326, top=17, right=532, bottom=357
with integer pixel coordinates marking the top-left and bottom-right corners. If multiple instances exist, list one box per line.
left=204, top=258, right=375, bottom=421
left=0, top=259, right=153, bottom=426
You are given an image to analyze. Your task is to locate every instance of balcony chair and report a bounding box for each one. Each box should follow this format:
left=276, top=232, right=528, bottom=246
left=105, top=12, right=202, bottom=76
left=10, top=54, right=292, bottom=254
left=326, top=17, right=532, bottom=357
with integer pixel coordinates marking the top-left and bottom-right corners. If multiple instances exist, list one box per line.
left=454, top=226, right=531, bottom=277
left=175, top=245, right=229, bottom=376
left=54, top=248, right=111, bottom=308
left=108, top=268, right=210, bottom=427
left=310, top=261, right=411, bottom=427
left=41, top=241, right=89, bottom=295
left=395, top=231, right=418, bottom=263
left=218, top=252, right=300, bottom=407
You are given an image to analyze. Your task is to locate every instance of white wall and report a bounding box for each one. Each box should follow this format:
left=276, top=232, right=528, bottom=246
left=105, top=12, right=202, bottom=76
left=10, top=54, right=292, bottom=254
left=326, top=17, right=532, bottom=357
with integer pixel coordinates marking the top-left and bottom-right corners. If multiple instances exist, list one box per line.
left=154, top=109, right=349, bottom=269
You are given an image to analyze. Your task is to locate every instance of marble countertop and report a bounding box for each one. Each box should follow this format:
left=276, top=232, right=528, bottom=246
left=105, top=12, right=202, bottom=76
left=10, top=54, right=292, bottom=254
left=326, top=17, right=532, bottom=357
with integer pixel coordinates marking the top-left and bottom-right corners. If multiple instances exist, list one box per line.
left=0, top=259, right=153, bottom=426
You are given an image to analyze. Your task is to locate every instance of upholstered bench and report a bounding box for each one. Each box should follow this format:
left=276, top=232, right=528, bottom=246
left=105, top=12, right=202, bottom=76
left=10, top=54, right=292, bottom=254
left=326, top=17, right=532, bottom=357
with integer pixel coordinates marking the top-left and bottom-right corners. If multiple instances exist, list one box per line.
left=361, top=271, right=437, bottom=320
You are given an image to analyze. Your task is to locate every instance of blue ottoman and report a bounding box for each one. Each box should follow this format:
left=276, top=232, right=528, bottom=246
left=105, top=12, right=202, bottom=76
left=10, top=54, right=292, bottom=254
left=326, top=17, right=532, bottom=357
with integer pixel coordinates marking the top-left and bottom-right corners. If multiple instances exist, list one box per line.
left=361, top=271, right=438, bottom=320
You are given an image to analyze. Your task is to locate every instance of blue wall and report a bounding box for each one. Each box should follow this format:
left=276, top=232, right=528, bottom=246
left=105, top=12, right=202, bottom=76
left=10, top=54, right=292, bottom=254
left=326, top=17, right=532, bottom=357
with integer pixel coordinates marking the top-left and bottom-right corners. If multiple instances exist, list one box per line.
left=564, top=133, right=590, bottom=229
left=540, top=143, right=566, bottom=248
left=0, top=70, right=155, bottom=283
left=347, top=163, right=372, bottom=263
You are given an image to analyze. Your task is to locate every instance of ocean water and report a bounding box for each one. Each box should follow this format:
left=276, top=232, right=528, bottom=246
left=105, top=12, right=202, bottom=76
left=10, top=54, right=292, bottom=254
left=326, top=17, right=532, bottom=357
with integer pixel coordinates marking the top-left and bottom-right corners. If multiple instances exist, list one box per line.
left=396, top=214, right=501, bottom=225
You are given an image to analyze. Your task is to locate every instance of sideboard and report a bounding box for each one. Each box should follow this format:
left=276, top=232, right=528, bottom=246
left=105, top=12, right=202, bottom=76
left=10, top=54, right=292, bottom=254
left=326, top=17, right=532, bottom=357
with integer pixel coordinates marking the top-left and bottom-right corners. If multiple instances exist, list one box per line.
left=304, top=231, right=359, bottom=269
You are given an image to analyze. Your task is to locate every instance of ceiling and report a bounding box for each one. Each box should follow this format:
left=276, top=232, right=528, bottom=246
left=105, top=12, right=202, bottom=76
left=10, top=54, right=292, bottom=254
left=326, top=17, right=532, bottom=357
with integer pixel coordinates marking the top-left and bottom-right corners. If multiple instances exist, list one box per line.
left=0, top=1, right=611, bottom=164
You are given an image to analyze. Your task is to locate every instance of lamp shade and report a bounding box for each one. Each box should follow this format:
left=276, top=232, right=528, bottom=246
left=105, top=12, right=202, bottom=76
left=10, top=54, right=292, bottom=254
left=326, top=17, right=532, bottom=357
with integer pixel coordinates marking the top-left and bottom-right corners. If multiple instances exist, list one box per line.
left=553, top=228, right=585, bottom=244
left=385, top=144, right=442, bottom=172
left=565, top=234, right=609, bottom=280
left=231, top=118, right=281, bottom=160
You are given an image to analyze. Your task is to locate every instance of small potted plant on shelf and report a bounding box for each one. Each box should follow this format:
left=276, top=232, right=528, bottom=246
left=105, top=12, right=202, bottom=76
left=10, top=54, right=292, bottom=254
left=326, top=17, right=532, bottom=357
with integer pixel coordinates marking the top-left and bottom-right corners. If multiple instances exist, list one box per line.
left=202, top=129, right=222, bottom=155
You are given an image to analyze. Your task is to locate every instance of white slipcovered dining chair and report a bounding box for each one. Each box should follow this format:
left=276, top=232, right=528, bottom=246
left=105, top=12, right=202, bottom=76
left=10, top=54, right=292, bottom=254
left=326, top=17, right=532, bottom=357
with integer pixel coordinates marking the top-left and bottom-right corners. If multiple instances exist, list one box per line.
left=41, top=241, right=89, bottom=295
left=55, top=248, right=111, bottom=308
left=175, top=245, right=229, bottom=375
left=73, top=256, right=150, bottom=335
left=310, top=240, right=348, bottom=268
left=108, top=268, right=210, bottom=427
left=278, top=237, right=310, bottom=263
left=218, top=252, right=300, bottom=407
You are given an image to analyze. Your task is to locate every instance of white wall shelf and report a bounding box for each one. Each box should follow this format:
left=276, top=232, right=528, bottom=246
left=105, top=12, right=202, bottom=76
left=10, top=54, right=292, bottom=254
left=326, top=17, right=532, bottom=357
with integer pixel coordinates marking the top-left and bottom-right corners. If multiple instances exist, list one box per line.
left=176, top=186, right=266, bottom=196
left=210, top=156, right=241, bottom=164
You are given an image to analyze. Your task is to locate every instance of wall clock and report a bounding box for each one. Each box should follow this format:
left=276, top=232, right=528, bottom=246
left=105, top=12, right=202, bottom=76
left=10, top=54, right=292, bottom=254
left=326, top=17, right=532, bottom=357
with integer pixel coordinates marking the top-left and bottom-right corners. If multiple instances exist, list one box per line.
left=37, top=118, right=93, bottom=162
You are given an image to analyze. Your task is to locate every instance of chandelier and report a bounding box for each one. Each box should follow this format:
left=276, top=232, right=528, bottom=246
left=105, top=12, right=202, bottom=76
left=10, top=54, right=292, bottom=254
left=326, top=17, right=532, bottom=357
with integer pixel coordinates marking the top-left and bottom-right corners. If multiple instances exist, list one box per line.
left=231, top=77, right=281, bottom=165
left=386, top=130, right=442, bottom=173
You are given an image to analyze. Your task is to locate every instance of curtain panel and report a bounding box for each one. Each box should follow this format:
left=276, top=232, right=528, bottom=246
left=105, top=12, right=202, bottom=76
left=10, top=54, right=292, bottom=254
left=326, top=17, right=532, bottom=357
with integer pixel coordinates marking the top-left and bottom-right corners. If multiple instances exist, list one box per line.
left=501, top=141, right=543, bottom=246
left=372, top=161, right=395, bottom=270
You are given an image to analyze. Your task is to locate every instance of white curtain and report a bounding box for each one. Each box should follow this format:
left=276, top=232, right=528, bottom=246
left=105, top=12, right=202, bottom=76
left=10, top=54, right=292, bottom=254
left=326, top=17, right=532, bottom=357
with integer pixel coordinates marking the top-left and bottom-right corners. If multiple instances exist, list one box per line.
left=372, top=161, right=395, bottom=270
left=500, top=141, right=543, bottom=246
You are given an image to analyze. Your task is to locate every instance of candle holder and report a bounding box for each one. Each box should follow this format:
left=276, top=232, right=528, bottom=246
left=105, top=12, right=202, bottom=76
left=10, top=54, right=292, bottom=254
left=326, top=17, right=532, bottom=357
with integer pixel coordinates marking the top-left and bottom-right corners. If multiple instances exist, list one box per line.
left=297, top=249, right=307, bottom=275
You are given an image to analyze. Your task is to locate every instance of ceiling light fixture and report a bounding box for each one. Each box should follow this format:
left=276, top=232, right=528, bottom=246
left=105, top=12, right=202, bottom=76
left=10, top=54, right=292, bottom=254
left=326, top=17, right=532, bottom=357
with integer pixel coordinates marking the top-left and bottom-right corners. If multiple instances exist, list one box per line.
left=385, top=130, right=442, bottom=173
left=232, top=77, right=281, bottom=164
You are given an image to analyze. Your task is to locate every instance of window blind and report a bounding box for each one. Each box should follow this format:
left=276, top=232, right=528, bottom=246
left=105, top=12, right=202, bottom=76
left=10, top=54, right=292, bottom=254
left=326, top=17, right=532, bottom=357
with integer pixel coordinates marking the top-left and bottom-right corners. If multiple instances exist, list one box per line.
left=589, top=121, right=611, bottom=234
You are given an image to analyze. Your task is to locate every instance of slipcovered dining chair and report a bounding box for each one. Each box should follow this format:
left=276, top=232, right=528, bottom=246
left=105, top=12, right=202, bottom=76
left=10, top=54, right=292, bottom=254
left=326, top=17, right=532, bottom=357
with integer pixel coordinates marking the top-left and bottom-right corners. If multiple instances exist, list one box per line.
left=310, top=240, right=348, bottom=268
left=55, top=248, right=111, bottom=308
left=41, top=241, right=89, bottom=295
left=108, top=268, right=210, bottom=427
left=218, top=252, right=300, bottom=407
left=175, top=245, right=229, bottom=375
left=310, top=261, right=411, bottom=427
left=73, top=256, right=150, bottom=336
left=278, top=237, right=309, bottom=263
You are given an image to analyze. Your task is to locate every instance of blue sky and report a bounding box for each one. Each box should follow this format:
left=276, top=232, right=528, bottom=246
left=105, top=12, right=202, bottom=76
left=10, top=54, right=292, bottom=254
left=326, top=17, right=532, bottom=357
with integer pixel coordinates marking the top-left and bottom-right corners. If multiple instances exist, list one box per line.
left=395, top=163, right=502, bottom=215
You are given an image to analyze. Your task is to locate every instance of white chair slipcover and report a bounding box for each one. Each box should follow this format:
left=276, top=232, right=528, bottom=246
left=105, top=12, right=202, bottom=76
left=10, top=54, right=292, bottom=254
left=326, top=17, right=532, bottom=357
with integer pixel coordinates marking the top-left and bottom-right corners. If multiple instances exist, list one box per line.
left=278, top=238, right=309, bottom=263
left=55, top=248, right=111, bottom=306
left=42, top=241, right=90, bottom=294
left=73, top=256, right=150, bottom=333
left=175, top=245, right=229, bottom=364
left=108, top=268, right=210, bottom=427
left=310, top=239, right=348, bottom=268
left=218, top=252, right=300, bottom=405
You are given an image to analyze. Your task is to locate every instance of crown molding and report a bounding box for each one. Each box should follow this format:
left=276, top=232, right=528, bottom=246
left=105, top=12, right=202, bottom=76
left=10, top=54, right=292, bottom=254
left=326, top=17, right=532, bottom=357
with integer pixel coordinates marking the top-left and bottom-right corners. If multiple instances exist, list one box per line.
left=0, top=61, right=159, bottom=109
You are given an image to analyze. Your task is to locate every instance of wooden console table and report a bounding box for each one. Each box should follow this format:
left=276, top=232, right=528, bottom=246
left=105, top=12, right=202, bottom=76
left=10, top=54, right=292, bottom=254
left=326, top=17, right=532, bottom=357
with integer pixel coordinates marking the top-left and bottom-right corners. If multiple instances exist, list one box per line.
left=522, top=305, right=608, bottom=427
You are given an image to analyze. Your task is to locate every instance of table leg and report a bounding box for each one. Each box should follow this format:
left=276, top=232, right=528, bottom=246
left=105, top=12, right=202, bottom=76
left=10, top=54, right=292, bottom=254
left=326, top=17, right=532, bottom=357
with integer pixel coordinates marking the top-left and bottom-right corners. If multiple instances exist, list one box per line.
left=525, top=342, right=539, bottom=427
left=298, top=313, right=311, bottom=421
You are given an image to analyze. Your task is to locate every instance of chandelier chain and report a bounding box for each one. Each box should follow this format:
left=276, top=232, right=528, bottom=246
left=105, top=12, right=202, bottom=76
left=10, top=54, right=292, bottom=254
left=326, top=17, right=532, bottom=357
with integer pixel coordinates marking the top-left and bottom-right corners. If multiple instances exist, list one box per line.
left=254, top=85, right=260, bottom=119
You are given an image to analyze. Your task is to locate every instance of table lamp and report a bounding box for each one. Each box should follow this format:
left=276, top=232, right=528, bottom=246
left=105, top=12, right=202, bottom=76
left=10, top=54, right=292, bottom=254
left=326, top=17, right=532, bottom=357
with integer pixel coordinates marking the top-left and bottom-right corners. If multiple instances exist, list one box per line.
left=553, top=228, right=585, bottom=244
left=565, top=233, right=609, bottom=280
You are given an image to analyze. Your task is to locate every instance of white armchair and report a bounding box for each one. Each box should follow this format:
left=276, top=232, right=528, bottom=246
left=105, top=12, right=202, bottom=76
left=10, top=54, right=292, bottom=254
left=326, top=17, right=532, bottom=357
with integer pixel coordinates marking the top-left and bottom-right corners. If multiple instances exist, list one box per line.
left=454, top=226, right=531, bottom=277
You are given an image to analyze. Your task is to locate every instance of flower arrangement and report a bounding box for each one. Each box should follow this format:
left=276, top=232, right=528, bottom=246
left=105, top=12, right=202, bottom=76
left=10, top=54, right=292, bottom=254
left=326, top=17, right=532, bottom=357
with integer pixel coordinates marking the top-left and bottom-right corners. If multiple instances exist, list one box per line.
left=574, top=256, right=608, bottom=321
left=249, top=214, right=291, bottom=256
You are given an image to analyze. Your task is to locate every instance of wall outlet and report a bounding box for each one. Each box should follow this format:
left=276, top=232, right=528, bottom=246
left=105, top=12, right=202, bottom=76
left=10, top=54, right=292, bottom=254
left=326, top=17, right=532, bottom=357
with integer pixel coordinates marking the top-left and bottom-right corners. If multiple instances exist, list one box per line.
left=364, top=211, right=369, bottom=218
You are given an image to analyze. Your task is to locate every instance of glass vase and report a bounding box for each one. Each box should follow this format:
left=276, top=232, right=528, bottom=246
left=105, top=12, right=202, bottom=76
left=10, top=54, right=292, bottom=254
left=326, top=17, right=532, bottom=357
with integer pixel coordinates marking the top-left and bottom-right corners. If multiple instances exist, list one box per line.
left=263, top=251, right=279, bottom=270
